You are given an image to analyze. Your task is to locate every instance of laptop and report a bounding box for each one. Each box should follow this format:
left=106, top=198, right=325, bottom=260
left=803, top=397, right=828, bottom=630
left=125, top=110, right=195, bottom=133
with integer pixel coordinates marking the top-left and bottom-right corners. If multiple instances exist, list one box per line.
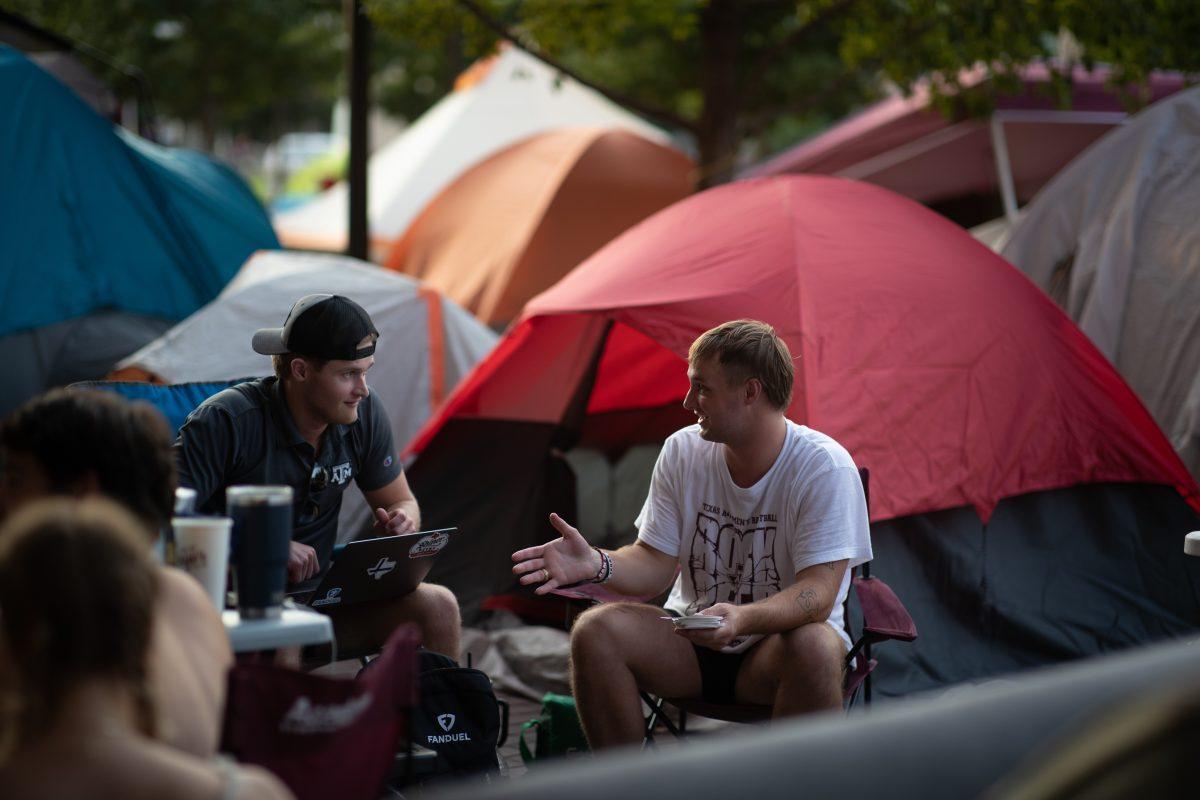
left=294, top=527, right=457, bottom=611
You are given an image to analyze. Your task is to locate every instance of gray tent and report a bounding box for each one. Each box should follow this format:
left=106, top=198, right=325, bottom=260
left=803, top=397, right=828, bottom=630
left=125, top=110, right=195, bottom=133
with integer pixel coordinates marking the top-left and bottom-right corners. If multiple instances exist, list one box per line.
left=0, top=312, right=171, bottom=418
left=1002, top=86, right=1200, bottom=481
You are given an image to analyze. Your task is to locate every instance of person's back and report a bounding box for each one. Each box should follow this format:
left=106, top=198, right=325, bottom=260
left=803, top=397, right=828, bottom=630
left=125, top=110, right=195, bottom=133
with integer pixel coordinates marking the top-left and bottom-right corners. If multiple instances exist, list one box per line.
left=0, top=499, right=292, bottom=800
left=150, top=567, right=233, bottom=756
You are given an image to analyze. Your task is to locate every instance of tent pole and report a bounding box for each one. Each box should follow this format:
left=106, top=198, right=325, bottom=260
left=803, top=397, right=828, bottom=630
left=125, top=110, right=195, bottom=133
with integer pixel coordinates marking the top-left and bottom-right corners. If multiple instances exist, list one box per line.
left=345, top=0, right=371, bottom=261
left=990, top=117, right=1019, bottom=223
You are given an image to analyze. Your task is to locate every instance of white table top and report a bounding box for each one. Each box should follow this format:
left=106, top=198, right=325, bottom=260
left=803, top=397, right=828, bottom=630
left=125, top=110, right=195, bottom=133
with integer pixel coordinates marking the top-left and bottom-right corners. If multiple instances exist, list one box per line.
left=222, top=605, right=334, bottom=653
left=1186, top=531, right=1200, bottom=557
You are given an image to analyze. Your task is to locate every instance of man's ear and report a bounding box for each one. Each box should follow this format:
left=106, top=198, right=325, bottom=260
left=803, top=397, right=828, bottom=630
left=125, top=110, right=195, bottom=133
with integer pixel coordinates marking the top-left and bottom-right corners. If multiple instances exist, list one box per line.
left=744, top=377, right=763, bottom=405
left=291, top=357, right=309, bottom=382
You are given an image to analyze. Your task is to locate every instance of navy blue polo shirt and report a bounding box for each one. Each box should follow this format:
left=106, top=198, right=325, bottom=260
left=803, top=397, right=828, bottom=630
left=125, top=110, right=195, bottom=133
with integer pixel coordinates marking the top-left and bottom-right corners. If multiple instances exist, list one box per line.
left=174, top=377, right=403, bottom=573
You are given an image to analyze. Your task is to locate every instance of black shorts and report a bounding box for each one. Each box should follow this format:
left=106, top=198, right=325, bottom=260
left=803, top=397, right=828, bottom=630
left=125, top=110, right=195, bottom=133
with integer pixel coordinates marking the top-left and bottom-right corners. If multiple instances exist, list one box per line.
left=691, top=644, right=752, bottom=704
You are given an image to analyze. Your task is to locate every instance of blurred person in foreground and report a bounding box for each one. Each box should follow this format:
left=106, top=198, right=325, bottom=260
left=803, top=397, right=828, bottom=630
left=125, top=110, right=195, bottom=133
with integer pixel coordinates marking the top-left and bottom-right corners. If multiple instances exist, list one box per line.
left=513, top=320, right=873, bottom=748
left=0, top=498, right=292, bottom=800
left=0, top=389, right=231, bottom=757
left=174, top=295, right=460, bottom=659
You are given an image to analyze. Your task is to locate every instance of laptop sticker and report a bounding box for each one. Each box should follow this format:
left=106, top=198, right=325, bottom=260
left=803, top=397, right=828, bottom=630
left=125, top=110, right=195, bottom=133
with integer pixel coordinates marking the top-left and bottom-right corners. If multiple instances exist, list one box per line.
left=368, top=556, right=397, bottom=580
left=409, top=531, right=450, bottom=559
left=311, top=587, right=343, bottom=607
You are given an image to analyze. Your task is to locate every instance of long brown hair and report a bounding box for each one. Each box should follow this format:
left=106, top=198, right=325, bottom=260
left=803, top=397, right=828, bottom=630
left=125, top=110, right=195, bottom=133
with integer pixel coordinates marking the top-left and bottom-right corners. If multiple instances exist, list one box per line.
left=0, top=498, right=159, bottom=753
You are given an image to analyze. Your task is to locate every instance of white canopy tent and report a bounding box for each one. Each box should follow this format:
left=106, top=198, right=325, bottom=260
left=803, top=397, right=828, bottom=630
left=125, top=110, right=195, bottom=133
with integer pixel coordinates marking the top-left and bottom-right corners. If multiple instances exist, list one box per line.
left=1002, top=85, right=1200, bottom=479
left=119, top=249, right=499, bottom=537
left=273, top=45, right=671, bottom=260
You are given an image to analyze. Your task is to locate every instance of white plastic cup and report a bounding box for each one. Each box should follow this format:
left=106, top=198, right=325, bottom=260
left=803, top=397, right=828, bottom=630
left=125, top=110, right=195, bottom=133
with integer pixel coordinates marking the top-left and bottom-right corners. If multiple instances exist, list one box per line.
left=172, top=516, right=233, bottom=611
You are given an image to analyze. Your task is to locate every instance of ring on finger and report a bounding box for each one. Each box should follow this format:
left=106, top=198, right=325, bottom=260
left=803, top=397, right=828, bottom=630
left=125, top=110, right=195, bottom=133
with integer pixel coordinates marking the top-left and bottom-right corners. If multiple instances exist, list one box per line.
left=540, top=568, right=550, bottom=582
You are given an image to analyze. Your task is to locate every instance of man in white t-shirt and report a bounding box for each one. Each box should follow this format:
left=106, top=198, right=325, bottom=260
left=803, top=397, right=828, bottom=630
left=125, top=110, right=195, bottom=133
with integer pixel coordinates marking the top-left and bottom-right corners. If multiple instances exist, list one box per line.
left=512, top=319, right=872, bottom=748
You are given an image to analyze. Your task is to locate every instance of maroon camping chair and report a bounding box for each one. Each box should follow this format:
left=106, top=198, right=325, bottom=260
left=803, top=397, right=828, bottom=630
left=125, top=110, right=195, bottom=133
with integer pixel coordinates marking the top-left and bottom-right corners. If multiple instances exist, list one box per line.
left=641, top=560, right=918, bottom=740
left=221, top=624, right=421, bottom=800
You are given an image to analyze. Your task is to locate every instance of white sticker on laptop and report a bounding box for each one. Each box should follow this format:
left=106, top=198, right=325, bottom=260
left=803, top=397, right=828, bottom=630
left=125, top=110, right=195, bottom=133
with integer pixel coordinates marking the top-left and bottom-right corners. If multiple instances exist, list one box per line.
left=311, top=587, right=343, bottom=607
left=409, top=531, right=450, bottom=558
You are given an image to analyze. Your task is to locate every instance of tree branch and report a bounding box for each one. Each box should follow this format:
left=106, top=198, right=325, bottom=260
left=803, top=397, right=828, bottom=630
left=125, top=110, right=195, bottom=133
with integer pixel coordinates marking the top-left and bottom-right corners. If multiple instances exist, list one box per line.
left=456, top=0, right=698, bottom=135
left=741, top=11, right=946, bottom=144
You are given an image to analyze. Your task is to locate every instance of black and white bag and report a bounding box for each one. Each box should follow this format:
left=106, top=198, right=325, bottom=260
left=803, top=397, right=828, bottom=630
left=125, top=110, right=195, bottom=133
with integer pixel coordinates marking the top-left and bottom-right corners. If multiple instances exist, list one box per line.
left=409, top=648, right=507, bottom=777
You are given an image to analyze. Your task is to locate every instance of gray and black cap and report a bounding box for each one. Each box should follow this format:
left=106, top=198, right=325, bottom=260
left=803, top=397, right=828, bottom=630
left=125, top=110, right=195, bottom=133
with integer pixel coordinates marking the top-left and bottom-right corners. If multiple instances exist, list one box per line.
left=251, top=294, right=378, bottom=361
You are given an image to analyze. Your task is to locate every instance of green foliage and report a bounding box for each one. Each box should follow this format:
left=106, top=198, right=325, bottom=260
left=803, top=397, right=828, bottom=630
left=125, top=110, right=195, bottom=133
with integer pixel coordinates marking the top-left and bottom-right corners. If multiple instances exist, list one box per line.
left=6, top=0, right=344, bottom=143
left=8, top=0, right=1198, bottom=178
left=838, top=0, right=1199, bottom=117
left=366, top=0, right=887, bottom=177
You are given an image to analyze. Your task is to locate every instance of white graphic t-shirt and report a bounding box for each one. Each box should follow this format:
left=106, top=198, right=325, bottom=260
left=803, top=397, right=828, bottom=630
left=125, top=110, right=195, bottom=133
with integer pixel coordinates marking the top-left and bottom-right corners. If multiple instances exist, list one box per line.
left=636, top=421, right=872, bottom=653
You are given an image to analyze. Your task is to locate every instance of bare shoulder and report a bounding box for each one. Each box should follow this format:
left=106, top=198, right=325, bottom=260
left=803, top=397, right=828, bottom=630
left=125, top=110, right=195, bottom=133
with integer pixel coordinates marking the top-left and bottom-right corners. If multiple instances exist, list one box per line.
left=158, top=566, right=217, bottom=612
left=158, top=568, right=229, bottom=637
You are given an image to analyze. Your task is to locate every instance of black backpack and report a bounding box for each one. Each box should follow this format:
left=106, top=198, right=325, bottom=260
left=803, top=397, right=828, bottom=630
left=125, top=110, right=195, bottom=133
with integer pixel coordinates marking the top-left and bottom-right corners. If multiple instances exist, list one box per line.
left=408, top=648, right=508, bottom=777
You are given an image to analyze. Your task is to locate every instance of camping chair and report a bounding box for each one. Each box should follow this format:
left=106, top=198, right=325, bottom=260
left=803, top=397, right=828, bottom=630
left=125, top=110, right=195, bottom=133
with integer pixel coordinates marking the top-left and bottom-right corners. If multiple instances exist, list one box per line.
left=221, top=623, right=421, bottom=800
left=641, top=560, right=917, bottom=741
left=640, top=468, right=916, bottom=742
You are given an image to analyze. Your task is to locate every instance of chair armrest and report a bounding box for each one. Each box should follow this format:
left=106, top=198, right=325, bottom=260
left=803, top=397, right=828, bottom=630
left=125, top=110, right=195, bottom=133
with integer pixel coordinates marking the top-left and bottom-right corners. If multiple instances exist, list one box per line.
left=852, top=576, right=917, bottom=642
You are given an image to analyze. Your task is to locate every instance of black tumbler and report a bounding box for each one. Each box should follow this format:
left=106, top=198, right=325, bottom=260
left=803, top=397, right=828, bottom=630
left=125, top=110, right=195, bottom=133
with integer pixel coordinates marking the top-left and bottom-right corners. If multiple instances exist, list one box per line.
left=227, top=485, right=293, bottom=619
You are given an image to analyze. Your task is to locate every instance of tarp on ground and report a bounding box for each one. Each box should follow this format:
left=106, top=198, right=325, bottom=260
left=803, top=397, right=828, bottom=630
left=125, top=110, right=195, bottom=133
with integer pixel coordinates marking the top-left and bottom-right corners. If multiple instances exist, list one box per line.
left=0, top=44, right=278, bottom=416
left=1002, top=85, right=1200, bottom=482
left=273, top=44, right=672, bottom=260
left=116, top=250, right=498, bottom=540
left=402, top=175, right=1200, bottom=697
left=743, top=65, right=1185, bottom=222
left=383, top=127, right=694, bottom=326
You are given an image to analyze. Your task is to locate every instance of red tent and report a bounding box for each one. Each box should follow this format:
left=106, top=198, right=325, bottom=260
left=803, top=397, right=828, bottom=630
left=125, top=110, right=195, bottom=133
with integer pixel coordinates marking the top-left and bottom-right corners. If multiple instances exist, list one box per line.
left=407, top=176, right=1200, bottom=696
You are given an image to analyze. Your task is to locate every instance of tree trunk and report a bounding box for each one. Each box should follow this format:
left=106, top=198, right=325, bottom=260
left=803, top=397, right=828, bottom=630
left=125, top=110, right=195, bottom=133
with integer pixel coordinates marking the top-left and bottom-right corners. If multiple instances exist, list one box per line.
left=200, top=100, right=217, bottom=153
left=696, top=0, right=743, bottom=187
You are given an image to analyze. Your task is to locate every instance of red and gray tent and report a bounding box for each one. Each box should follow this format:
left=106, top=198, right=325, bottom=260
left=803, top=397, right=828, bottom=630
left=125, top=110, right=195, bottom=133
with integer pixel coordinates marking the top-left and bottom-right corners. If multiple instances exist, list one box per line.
left=405, top=175, right=1200, bottom=697
left=742, top=65, right=1185, bottom=226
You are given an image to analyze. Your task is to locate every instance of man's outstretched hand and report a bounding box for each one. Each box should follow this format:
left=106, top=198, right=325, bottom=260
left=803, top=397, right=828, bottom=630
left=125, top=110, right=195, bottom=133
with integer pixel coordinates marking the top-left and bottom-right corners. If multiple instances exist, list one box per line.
left=511, top=513, right=601, bottom=595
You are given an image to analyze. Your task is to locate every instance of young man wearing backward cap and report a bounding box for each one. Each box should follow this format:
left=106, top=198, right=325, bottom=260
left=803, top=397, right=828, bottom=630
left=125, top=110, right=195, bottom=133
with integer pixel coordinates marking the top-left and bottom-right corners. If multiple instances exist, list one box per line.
left=175, top=294, right=460, bottom=659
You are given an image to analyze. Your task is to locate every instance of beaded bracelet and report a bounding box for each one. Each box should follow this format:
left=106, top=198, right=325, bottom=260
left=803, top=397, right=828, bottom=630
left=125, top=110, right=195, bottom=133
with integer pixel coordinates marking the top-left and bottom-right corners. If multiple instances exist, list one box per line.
left=600, top=550, right=614, bottom=584
left=588, top=546, right=606, bottom=583
left=588, top=546, right=614, bottom=584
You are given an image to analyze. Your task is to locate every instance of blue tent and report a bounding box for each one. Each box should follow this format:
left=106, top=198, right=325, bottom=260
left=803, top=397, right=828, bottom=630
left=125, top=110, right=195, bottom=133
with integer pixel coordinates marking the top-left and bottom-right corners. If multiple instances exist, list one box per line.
left=0, top=44, right=279, bottom=415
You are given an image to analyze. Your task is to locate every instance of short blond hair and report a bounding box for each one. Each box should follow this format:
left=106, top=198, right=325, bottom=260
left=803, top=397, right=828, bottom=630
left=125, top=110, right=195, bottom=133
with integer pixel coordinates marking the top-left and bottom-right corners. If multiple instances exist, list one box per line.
left=688, top=320, right=794, bottom=409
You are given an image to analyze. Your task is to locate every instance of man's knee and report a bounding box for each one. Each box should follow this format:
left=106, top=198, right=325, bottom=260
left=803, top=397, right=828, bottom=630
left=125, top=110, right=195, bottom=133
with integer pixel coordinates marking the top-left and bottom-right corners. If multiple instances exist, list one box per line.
left=570, top=603, right=639, bottom=661
left=780, top=623, right=845, bottom=675
left=412, top=582, right=459, bottom=621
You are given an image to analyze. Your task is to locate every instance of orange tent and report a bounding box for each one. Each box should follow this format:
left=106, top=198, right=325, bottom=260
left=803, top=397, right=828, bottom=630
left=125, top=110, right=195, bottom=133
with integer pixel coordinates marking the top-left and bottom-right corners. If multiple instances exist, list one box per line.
left=384, top=126, right=694, bottom=326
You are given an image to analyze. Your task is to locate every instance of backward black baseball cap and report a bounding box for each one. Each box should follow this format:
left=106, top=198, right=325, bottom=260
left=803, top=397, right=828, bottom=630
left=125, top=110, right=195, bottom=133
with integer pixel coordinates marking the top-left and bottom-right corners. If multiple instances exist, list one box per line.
left=251, top=294, right=379, bottom=361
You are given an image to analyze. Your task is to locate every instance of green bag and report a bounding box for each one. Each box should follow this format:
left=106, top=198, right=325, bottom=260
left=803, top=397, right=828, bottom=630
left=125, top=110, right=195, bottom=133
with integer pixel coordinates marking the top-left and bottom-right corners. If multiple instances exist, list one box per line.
left=518, top=692, right=589, bottom=763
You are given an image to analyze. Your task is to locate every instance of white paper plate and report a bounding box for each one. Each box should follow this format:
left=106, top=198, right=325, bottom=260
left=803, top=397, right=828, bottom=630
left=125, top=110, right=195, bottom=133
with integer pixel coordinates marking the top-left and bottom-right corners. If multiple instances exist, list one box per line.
left=661, top=614, right=724, bottom=629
